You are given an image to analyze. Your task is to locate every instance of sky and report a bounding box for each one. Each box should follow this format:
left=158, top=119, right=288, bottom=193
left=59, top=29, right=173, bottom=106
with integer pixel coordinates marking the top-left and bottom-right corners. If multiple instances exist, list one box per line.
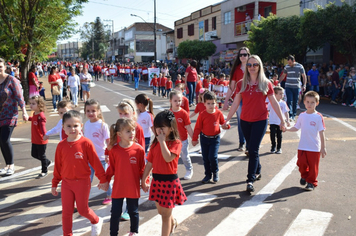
left=60, top=0, right=222, bottom=43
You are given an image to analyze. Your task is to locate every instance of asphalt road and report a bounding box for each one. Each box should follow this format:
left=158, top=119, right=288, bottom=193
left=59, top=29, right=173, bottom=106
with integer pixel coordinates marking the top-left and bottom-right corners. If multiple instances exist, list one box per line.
left=0, top=78, right=355, bottom=236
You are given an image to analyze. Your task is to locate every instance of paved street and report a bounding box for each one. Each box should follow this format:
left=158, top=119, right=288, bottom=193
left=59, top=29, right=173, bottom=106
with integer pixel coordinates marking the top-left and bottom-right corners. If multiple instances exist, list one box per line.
left=0, top=78, right=355, bottom=236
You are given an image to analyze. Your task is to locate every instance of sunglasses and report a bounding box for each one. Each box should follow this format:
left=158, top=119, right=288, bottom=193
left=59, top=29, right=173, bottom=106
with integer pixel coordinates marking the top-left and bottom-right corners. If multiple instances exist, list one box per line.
left=239, top=53, right=248, bottom=57
left=246, top=63, right=260, bottom=68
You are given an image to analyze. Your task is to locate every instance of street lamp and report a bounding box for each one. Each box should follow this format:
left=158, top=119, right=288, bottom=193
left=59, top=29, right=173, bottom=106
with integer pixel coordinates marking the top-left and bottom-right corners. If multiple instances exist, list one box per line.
left=130, top=0, right=157, bottom=62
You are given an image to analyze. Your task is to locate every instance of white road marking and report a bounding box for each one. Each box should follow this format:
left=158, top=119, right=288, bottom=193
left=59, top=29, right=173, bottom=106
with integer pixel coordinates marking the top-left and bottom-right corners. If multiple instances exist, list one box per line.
left=0, top=163, right=54, bottom=183
left=95, top=84, right=135, bottom=100
left=49, top=114, right=59, bottom=117
left=284, top=209, right=333, bottom=236
left=10, top=137, right=59, bottom=144
left=189, top=152, right=231, bottom=160
left=131, top=192, right=217, bottom=236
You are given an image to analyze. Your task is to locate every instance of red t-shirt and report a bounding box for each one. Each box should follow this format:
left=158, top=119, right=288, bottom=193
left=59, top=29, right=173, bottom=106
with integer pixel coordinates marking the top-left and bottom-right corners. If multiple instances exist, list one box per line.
left=217, top=80, right=228, bottom=86
left=185, top=66, right=197, bottom=82
left=28, top=72, right=38, bottom=86
left=52, top=136, right=107, bottom=187
left=116, top=124, right=145, bottom=148
left=58, top=69, right=67, bottom=82
left=150, top=77, right=158, bottom=87
left=273, top=80, right=279, bottom=86
left=29, top=112, right=48, bottom=145
left=211, top=78, right=219, bottom=85
left=147, top=140, right=182, bottom=175
left=192, top=109, right=225, bottom=141
left=195, top=80, right=202, bottom=93
left=203, top=79, right=210, bottom=88
left=171, top=109, right=190, bottom=141
left=236, top=80, right=274, bottom=122
left=232, top=65, right=244, bottom=97
left=166, top=80, right=172, bottom=89
left=106, top=143, right=145, bottom=198
left=181, top=96, right=190, bottom=114
left=48, top=74, right=58, bottom=89
left=194, top=102, right=206, bottom=114
left=175, top=79, right=182, bottom=86
left=159, top=77, right=167, bottom=87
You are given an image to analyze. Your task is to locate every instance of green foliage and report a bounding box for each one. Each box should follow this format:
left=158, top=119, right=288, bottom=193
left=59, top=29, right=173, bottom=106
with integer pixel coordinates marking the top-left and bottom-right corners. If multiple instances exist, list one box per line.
left=177, top=40, right=217, bottom=62
left=80, top=17, right=110, bottom=60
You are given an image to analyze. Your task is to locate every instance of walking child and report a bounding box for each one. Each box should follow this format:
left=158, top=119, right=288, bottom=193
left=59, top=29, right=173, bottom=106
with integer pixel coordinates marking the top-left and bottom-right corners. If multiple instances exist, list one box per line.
left=106, top=118, right=146, bottom=236
left=165, top=75, right=173, bottom=99
left=159, top=73, right=167, bottom=97
left=29, top=96, right=51, bottom=179
left=44, top=100, right=72, bottom=141
left=190, top=88, right=208, bottom=118
left=286, top=91, right=326, bottom=191
left=268, top=86, right=290, bottom=154
left=141, top=110, right=187, bottom=236
left=135, top=94, right=154, bottom=153
left=52, top=110, right=109, bottom=236
left=169, top=90, right=194, bottom=180
left=150, top=74, right=158, bottom=95
left=174, top=83, right=190, bottom=114
left=83, top=99, right=111, bottom=205
left=192, top=91, right=230, bottom=183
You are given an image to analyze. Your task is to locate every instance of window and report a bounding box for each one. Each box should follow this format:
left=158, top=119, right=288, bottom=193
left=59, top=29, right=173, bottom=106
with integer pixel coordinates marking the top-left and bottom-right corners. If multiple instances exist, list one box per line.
left=136, top=40, right=155, bottom=52
left=264, top=6, right=272, bottom=17
left=177, top=27, right=183, bottom=39
left=212, top=17, right=216, bottom=30
left=205, top=19, right=209, bottom=32
left=188, top=24, right=194, bottom=36
left=224, top=11, right=231, bottom=25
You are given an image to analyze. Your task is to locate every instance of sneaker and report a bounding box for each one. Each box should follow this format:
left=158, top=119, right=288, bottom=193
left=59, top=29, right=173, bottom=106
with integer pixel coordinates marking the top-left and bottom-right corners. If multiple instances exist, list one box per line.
left=271, top=147, right=276, bottom=153
left=305, top=183, right=314, bottom=191
left=237, top=143, right=244, bottom=152
left=5, top=168, right=14, bottom=176
left=297, top=104, right=300, bottom=110
left=184, top=170, right=193, bottom=180
left=275, top=149, right=282, bottom=154
left=35, top=173, right=48, bottom=179
left=120, top=212, right=130, bottom=221
left=0, top=168, right=7, bottom=175
left=330, top=100, right=337, bottom=104
left=91, top=217, right=103, bottom=236
left=128, top=233, right=137, bottom=236
left=349, top=104, right=354, bottom=107
left=246, top=183, right=254, bottom=193
left=300, top=178, right=306, bottom=186
left=102, top=197, right=112, bottom=205
left=171, top=218, right=178, bottom=234
left=212, top=172, right=219, bottom=183
left=255, top=173, right=262, bottom=181
left=342, top=103, right=346, bottom=106
left=201, top=175, right=212, bottom=184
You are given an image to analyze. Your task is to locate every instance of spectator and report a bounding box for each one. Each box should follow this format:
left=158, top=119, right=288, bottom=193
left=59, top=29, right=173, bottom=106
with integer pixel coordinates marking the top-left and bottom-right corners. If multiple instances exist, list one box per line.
left=307, top=64, right=320, bottom=92
left=330, top=66, right=341, bottom=104
left=341, top=71, right=354, bottom=106
left=184, top=60, right=198, bottom=106
left=28, top=64, right=40, bottom=98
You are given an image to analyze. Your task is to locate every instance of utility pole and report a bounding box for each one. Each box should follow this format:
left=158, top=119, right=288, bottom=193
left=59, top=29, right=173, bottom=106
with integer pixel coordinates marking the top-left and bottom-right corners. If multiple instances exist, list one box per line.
left=154, top=0, right=157, bottom=63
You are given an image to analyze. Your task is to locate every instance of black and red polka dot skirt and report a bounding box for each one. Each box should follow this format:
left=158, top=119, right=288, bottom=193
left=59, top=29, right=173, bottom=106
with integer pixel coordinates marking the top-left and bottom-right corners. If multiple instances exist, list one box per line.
left=149, top=174, right=187, bottom=208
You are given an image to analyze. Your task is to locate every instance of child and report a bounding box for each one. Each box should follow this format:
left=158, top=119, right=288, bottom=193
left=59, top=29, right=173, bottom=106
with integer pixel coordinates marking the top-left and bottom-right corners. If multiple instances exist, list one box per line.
left=190, top=88, right=208, bottom=118
left=141, top=110, right=187, bottom=236
left=135, top=94, right=154, bottom=153
left=106, top=118, right=146, bottom=236
left=286, top=91, right=326, bottom=191
left=217, top=73, right=228, bottom=86
left=159, top=73, right=167, bottom=97
left=169, top=90, right=194, bottom=180
left=29, top=96, right=50, bottom=179
left=44, top=101, right=72, bottom=141
left=67, top=67, right=80, bottom=107
left=268, top=86, right=290, bottom=154
left=150, top=73, right=158, bottom=95
left=174, top=83, right=190, bottom=114
left=175, top=74, right=182, bottom=86
left=192, top=91, right=229, bottom=184
left=83, top=99, right=111, bottom=205
left=165, top=75, right=173, bottom=99
left=211, top=73, right=218, bottom=85
left=272, top=74, right=279, bottom=86
left=52, top=110, right=109, bottom=236
left=38, top=81, right=46, bottom=99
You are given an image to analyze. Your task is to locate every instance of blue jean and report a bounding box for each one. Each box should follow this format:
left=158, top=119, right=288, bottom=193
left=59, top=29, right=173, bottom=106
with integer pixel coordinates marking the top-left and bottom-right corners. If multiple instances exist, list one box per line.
left=166, top=88, right=172, bottom=98
left=186, top=81, right=196, bottom=105
left=111, top=75, right=114, bottom=83
left=51, top=90, right=60, bottom=109
left=240, top=119, right=267, bottom=183
left=236, top=101, right=245, bottom=146
left=110, top=198, right=139, bottom=236
left=331, top=84, right=339, bottom=101
left=152, top=86, right=157, bottom=94
left=144, top=137, right=150, bottom=153
left=160, top=86, right=166, bottom=96
left=310, top=85, right=319, bottom=93
left=70, top=86, right=78, bottom=105
left=285, top=87, right=299, bottom=118
left=90, top=160, right=112, bottom=197
left=200, top=134, right=220, bottom=177
left=134, top=77, right=139, bottom=89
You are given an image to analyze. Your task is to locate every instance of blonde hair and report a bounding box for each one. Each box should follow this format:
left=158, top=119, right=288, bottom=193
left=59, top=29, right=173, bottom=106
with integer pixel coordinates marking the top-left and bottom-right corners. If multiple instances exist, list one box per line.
left=239, top=55, right=270, bottom=95
left=117, top=99, right=138, bottom=120
left=109, top=118, right=136, bottom=147
left=30, top=96, right=46, bottom=112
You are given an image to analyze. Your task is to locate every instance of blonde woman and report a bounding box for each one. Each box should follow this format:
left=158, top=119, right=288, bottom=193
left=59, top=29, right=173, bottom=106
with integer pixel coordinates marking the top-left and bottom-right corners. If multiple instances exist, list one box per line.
left=225, top=55, right=286, bottom=193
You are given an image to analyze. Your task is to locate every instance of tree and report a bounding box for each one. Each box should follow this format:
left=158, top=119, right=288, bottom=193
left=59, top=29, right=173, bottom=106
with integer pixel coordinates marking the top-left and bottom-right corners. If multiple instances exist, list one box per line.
left=80, top=17, right=110, bottom=60
left=177, top=40, right=217, bottom=63
left=0, top=0, right=88, bottom=101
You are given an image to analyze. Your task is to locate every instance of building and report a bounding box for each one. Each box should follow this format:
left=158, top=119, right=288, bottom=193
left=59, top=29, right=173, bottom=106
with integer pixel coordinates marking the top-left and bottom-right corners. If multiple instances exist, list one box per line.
left=107, top=22, right=173, bottom=63
left=164, top=30, right=175, bottom=62
left=277, top=0, right=299, bottom=17
left=57, top=41, right=82, bottom=61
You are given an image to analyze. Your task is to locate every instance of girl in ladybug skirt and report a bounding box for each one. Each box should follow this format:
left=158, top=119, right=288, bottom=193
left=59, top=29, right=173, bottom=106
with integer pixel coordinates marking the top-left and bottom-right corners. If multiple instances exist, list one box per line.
left=141, top=110, right=187, bottom=236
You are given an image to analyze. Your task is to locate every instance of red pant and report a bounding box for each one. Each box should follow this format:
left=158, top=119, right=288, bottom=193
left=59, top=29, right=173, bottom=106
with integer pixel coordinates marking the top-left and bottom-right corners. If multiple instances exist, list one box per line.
left=61, top=178, right=99, bottom=236
left=297, top=150, right=321, bottom=187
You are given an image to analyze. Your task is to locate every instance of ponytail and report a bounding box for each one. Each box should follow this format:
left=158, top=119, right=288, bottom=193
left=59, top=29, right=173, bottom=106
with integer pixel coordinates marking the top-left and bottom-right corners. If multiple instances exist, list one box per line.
left=109, top=124, right=118, bottom=148
left=148, top=98, right=154, bottom=117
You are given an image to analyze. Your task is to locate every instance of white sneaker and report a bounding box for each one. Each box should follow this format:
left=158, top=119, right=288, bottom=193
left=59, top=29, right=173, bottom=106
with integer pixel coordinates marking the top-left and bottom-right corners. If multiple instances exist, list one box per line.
left=184, top=170, right=193, bottom=180
left=91, top=217, right=103, bottom=236
left=0, top=168, right=7, bottom=175
left=297, top=104, right=300, bottom=110
left=6, top=168, right=14, bottom=176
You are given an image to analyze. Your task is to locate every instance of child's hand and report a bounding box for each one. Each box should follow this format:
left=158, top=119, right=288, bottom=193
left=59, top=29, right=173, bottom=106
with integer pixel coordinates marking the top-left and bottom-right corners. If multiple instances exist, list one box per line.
left=321, top=148, right=327, bottom=158
left=43, top=135, right=49, bottom=141
left=141, top=181, right=149, bottom=192
left=51, top=187, right=58, bottom=196
left=156, top=128, right=166, bottom=143
left=98, top=182, right=109, bottom=191
left=286, top=121, right=291, bottom=127
left=221, top=123, right=230, bottom=130
left=192, top=140, right=199, bottom=146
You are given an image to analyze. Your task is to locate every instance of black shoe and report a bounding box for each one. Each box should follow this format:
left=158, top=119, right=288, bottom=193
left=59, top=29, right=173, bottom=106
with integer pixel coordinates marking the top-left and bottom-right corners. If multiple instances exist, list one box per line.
left=305, top=183, right=314, bottom=191
left=271, top=147, right=276, bottom=153
left=255, top=173, right=262, bottom=181
left=212, top=172, right=219, bottom=183
left=300, top=178, right=306, bottom=186
left=201, top=175, right=212, bottom=184
left=237, top=143, right=244, bottom=151
left=246, top=183, right=254, bottom=192
left=46, top=160, right=52, bottom=168
left=35, top=172, right=48, bottom=179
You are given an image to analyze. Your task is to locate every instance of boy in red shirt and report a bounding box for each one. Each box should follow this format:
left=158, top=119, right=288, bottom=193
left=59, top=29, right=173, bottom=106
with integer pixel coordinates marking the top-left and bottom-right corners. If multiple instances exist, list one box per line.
left=165, top=75, right=173, bottom=98
left=159, top=73, right=167, bottom=97
left=175, top=74, right=183, bottom=86
left=192, top=91, right=229, bottom=184
left=150, top=73, right=158, bottom=95
left=211, top=74, right=219, bottom=85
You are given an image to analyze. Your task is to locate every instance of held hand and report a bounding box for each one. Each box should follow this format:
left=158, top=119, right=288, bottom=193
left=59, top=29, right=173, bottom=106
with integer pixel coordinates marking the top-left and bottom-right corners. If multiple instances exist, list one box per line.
left=98, top=182, right=109, bottom=191
left=23, top=113, right=29, bottom=121
left=286, top=121, right=291, bottom=127
left=156, top=128, right=166, bottom=143
left=43, top=135, right=49, bottom=141
left=192, top=140, right=199, bottom=146
left=51, top=187, right=58, bottom=196
left=303, top=86, right=306, bottom=92
left=141, top=182, right=149, bottom=193
left=321, top=148, right=327, bottom=158
left=221, top=123, right=230, bottom=130
left=280, top=122, right=286, bottom=132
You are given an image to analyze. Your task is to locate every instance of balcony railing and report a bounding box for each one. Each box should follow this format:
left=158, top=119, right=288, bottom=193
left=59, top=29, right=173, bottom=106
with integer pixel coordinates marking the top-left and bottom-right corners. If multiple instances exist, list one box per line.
left=235, top=20, right=251, bottom=36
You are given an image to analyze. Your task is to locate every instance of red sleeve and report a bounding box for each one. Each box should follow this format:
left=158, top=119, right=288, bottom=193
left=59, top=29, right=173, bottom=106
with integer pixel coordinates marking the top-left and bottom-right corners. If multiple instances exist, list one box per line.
left=232, top=66, right=244, bottom=82
left=146, top=143, right=156, bottom=163
left=182, top=97, right=190, bottom=114
left=169, top=140, right=182, bottom=157
left=39, top=113, right=47, bottom=135
left=52, top=143, right=63, bottom=187
left=138, top=147, right=146, bottom=178
left=193, top=113, right=203, bottom=141
left=135, top=125, right=146, bottom=149
left=267, top=82, right=274, bottom=96
left=86, top=141, right=107, bottom=183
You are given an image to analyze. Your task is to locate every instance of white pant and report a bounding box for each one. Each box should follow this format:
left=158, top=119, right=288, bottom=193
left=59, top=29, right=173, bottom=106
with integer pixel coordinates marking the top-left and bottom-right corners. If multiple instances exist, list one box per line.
left=70, top=86, right=78, bottom=105
left=181, top=139, right=193, bottom=171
